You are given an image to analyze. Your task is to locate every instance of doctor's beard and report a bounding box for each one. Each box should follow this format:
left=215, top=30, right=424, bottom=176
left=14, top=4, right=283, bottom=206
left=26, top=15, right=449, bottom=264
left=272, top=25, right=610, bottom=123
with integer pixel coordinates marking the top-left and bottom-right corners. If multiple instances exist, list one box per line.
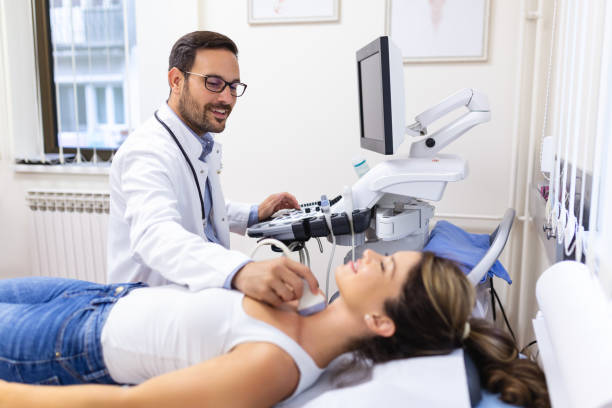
left=177, top=82, right=232, bottom=135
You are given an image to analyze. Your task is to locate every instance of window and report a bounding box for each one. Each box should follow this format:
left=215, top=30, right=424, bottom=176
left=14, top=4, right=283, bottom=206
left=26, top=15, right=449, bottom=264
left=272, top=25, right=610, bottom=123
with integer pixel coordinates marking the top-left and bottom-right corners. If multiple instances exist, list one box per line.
left=34, top=0, right=136, bottom=159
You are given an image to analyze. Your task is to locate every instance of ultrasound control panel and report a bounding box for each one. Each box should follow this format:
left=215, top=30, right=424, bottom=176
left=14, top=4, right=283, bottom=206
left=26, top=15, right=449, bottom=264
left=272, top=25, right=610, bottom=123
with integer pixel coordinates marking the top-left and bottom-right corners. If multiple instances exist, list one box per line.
left=247, top=195, right=372, bottom=243
left=247, top=196, right=372, bottom=242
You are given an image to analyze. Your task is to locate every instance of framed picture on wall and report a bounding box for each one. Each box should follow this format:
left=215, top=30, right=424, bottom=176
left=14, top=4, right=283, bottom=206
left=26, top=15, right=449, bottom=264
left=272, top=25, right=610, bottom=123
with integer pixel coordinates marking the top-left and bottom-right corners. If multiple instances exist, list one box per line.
left=248, top=0, right=339, bottom=24
left=386, top=0, right=490, bottom=62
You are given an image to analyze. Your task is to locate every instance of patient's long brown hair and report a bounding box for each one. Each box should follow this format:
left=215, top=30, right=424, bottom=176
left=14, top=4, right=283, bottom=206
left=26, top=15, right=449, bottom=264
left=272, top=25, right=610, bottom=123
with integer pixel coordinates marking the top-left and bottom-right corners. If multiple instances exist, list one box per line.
left=350, top=251, right=550, bottom=408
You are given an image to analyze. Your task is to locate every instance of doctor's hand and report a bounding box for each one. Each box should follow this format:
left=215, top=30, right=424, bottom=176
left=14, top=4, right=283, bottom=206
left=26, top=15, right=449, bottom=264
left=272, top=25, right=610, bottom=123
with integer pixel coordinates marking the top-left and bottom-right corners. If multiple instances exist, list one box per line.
left=258, top=192, right=300, bottom=221
left=232, top=258, right=319, bottom=307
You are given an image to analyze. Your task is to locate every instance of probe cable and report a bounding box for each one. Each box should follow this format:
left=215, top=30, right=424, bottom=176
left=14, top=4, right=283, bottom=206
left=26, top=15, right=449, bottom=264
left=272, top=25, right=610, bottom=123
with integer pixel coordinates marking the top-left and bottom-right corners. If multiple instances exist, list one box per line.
left=320, top=195, right=336, bottom=302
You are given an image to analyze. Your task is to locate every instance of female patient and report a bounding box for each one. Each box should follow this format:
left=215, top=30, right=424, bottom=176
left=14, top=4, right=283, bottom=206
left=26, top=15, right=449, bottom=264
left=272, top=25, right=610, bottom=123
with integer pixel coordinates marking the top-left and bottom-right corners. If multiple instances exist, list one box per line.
left=0, top=250, right=549, bottom=408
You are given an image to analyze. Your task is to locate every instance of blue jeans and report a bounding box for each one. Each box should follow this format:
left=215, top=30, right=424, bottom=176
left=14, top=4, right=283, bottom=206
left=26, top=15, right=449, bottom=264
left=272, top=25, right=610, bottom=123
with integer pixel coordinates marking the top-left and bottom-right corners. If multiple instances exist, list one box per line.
left=0, top=277, right=145, bottom=385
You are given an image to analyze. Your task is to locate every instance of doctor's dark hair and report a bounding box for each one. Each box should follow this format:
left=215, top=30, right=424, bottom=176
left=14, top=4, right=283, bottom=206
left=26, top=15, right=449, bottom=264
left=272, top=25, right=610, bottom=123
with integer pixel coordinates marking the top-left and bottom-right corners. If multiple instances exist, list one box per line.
left=168, top=31, right=238, bottom=75
left=348, top=252, right=550, bottom=408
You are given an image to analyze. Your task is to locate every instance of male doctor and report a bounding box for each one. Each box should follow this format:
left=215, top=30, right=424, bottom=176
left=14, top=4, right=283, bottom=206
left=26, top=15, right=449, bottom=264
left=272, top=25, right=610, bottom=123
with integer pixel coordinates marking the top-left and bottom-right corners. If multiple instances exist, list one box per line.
left=107, top=31, right=319, bottom=306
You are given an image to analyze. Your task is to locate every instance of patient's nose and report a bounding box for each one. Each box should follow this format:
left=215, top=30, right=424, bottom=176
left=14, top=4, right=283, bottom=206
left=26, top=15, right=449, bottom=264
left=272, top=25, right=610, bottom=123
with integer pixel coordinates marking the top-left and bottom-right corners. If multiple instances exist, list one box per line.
left=362, top=249, right=378, bottom=261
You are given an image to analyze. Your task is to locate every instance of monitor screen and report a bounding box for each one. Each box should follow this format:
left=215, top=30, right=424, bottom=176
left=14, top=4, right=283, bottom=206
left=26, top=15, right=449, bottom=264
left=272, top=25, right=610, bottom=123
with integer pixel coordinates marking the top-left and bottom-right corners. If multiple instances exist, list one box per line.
left=359, top=54, right=385, bottom=142
left=356, top=36, right=405, bottom=155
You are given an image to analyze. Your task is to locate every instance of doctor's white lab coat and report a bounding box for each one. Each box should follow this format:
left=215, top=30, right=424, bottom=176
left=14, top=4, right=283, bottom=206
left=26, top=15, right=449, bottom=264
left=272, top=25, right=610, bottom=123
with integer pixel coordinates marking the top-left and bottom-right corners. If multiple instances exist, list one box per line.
left=107, top=103, right=252, bottom=290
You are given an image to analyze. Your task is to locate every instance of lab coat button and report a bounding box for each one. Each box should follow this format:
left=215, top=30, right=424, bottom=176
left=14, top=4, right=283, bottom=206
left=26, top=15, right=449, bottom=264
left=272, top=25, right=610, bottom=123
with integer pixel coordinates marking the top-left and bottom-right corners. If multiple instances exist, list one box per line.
left=115, top=286, right=125, bottom=294
left=222, top=218, right=225, bottom=221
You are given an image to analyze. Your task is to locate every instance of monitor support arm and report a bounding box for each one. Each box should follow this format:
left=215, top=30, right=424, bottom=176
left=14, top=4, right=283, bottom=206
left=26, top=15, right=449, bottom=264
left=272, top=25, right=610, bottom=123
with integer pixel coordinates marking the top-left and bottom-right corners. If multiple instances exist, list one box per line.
left=407, top=88, right=491, bottom=158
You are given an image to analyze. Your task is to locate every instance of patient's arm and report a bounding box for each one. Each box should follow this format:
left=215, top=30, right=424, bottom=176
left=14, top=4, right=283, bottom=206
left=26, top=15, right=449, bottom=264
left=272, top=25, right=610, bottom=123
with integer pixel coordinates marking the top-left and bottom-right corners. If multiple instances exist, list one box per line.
left=0, top=380, right=126, bottom=408
left=0, top=343, right=300, bottom=408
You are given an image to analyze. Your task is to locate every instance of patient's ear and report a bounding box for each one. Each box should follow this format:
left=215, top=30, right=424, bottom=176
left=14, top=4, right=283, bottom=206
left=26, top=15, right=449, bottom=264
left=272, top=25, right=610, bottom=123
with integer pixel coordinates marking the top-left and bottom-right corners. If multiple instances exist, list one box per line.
left=364, top=313, right=396, bottom=337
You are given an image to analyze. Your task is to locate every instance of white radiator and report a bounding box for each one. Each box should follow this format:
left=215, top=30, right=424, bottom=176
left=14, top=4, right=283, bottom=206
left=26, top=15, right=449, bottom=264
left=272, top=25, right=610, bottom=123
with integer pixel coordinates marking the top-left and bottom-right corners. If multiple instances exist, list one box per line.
left=26, top=190, right=110, bottom=283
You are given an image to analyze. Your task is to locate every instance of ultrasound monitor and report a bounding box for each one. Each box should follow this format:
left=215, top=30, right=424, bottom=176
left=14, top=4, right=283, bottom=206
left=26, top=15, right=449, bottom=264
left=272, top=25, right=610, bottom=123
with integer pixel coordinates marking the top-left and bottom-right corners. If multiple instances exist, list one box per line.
left=356, top=36, right=406, bottom=155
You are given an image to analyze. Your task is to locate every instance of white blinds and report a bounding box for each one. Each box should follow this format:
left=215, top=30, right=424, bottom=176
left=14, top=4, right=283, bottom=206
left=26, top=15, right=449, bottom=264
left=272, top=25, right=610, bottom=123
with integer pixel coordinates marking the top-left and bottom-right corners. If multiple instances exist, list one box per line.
left=543, top=0, right=612, bottom=294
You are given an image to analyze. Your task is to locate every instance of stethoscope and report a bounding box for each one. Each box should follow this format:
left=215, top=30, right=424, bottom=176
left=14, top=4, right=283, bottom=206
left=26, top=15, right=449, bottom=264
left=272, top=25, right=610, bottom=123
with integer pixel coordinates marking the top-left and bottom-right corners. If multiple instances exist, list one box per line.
left=154, top=110, right=206, bottom=221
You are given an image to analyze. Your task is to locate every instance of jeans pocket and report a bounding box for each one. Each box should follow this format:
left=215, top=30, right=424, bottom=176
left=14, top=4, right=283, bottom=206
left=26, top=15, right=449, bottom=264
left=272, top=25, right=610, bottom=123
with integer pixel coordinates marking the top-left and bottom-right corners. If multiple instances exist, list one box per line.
left=12, top=360, right=63, bottom=385
left=35, top=375, right=61, bottom=385
left=0, top=359, right=23, bottom=382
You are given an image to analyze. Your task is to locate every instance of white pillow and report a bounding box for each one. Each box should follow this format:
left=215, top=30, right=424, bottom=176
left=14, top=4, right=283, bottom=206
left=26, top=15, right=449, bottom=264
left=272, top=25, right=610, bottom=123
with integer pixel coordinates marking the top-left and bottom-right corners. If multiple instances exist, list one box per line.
left=279, top=349, right=470, bottom=408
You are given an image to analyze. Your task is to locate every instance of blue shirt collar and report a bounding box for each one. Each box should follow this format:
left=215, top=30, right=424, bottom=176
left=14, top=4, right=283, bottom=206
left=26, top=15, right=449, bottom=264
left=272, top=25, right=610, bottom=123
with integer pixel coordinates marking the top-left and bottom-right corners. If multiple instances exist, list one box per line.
left=165, top=102, right=215, bottom=161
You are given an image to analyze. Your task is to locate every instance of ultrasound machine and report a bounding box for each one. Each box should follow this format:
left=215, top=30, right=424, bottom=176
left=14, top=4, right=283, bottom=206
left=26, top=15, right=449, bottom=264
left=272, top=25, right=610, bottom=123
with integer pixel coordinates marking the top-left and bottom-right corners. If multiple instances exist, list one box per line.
left=247, top=36, right=491, bottom=287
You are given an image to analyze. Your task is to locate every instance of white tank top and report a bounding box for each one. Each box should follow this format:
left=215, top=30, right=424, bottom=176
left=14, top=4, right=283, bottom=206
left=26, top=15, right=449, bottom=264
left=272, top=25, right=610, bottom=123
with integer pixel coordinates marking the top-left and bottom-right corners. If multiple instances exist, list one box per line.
left=100, top=286, right=323, bottom=401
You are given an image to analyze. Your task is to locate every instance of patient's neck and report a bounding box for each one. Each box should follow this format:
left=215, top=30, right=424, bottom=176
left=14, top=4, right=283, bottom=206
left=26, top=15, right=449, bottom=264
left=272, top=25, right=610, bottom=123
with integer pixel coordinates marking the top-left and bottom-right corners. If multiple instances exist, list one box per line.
left=298, top=299, right=369, bottom=368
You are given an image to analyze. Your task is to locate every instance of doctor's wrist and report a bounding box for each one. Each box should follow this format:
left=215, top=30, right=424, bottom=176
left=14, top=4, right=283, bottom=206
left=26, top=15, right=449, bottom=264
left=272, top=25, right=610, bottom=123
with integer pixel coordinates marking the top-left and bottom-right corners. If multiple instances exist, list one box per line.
left=231, top=268, right=244, bottom=291
left=225, top=260, right=252, bottom=290
left=230, top=261, right=252, bottom=290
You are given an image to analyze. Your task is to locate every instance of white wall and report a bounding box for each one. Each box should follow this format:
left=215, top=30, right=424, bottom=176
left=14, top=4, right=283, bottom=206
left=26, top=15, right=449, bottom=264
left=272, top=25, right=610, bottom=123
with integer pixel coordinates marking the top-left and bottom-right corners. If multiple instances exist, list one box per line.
left=1, top=0, right=41, bottom=159
left=133, top=0, right=199, bottom=121
left=0, top=0, right=32, bottom=279
left=1, top=0, right=536, bottom=338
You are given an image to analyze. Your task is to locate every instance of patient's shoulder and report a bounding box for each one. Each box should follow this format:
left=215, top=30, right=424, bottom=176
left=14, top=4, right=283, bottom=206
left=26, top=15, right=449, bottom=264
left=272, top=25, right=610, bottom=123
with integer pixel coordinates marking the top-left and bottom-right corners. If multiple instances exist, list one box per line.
left=233, top=342, right=300, bottom=400
left=235, top=342, right=299, bottom=374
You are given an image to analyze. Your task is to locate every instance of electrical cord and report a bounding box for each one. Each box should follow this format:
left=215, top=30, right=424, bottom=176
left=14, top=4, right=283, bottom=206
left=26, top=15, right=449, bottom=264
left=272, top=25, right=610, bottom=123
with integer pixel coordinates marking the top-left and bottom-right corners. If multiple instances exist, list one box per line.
left=314, top=237, right=324, bottom=253
left=520, top=340, right=538, bottom=356
left=489, top=277, right=496, bottom=321
left=350, top=227, right=356, bottom=262
left=251, top=238, right=292, bottom=258
left=320, top=195, right=336, bottom=301
left=303, top=245, right=310, bottom=268
left=325, top=239, right=336, bottom=302
left=288, top=241, right=310, bottom=269
left=343, top=185, right=356, bottom=264
left=490, top=281, right=517, bottom=343
left=290, top=243, right=302, bottom=263
left=490, top=279, right=536, bottom=357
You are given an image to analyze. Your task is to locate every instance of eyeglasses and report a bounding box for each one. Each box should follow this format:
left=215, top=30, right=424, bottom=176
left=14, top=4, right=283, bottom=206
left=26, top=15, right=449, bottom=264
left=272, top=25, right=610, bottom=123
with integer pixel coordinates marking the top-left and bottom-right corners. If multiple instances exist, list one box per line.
left=184, top=71, right=247, bottom=97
